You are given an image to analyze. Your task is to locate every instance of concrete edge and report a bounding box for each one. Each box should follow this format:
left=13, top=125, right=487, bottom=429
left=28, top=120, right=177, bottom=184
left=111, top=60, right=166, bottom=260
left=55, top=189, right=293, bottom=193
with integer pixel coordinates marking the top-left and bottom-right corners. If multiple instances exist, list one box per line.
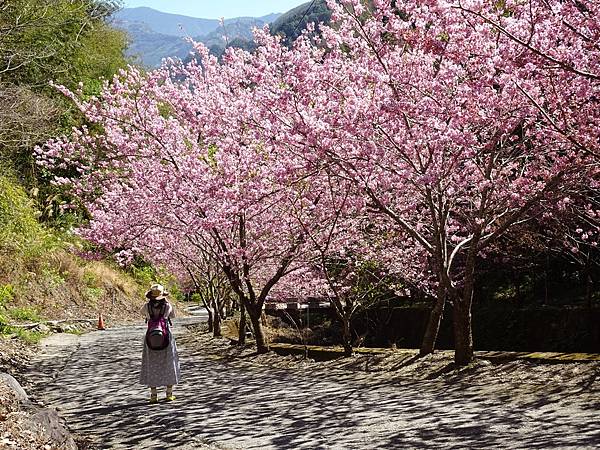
left=268, top=343, right=600, bottom=362
left=0, top=372, right=77, bottom=449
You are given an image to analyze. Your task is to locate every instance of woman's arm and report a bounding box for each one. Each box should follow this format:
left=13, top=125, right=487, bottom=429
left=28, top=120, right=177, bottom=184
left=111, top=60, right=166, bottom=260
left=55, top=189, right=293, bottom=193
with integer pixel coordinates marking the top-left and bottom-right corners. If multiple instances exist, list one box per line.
left=140, top=303, right=149, bottom=319
left=166, top=302, right=175, bottom=319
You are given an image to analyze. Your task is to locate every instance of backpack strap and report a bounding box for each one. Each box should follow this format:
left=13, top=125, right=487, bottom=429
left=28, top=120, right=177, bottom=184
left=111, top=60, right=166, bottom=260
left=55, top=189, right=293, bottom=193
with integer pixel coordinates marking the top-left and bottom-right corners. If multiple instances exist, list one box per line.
left=148, top=299, right=166, bottom=319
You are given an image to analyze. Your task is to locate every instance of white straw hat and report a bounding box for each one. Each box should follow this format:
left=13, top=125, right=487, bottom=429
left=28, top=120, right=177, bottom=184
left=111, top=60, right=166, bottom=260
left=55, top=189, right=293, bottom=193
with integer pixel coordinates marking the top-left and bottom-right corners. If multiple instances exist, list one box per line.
left=145, top=283, right=169, bottom=300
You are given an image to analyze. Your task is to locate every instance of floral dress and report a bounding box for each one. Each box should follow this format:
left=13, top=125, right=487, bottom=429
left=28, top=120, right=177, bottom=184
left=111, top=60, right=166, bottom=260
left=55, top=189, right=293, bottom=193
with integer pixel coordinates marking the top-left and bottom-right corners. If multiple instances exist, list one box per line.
left=139, top=301, right=181, bottom=387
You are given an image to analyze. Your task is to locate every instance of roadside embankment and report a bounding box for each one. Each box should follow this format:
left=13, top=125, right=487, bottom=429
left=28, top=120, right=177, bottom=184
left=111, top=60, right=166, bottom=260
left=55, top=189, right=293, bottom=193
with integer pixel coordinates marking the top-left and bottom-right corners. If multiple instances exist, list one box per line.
left=0, top=371, right=77, bottom=450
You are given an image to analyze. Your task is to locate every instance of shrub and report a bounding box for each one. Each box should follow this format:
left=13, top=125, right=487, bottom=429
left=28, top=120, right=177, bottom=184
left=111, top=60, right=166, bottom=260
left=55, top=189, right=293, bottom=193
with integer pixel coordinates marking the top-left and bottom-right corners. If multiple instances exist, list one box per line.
left=0, top=284, right=14, bottom=308
left=7, top=307, right=41, bottom=322
left=0, top=175, right=58, bottom=264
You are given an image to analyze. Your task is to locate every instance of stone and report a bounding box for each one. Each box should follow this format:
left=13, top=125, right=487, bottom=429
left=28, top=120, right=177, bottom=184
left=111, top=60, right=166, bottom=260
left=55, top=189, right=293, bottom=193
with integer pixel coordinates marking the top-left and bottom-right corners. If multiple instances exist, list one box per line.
left=26, top=408, right=77, bottom=450
left=0, top=372, right=30, bottom=404
left=35, top=324, right=51, bottom=334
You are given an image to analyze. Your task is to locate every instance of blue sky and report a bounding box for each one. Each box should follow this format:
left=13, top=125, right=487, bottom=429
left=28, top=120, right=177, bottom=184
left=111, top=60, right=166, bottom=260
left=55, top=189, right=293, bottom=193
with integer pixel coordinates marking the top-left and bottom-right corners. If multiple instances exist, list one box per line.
left=123, top=0, right=310, bottom=19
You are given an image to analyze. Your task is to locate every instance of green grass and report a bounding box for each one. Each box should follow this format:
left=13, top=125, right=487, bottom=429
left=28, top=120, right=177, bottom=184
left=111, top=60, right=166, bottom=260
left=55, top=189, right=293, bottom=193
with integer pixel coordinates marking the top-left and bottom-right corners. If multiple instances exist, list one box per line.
left=0, top=175, right=59, bottom=261
left=0, top=284, right=14, bottom=308
left=11, top=328, right=45, bottom=343
left=86, top=286, right=104, bottom=300
left=41, top=267, right=66, bottom=288
left=0, top=304, right=46, bottom=342
left=8, top=306, right=41, bottom=322
left=0, top=175, right=149, bottom=345
left=0, top=321, right=46, bottom=343
left=83, top=270, right=101, bottom=287
left=65, top=328, right=84, bottom=336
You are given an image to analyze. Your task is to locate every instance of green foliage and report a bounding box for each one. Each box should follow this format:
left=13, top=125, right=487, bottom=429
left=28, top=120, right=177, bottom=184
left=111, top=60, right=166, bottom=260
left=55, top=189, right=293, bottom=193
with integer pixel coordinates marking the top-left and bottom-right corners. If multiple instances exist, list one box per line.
left=0, top=88, right=61, bottom=184
left=41, top=267, right=66, bottom=289
left=131, top=262, right=157, bottom=288
left=202, top=144, right=220, bottom=168
left=476, top=247, right=600, bottom=308
left=270, top=0, right=331, bottom=47
left=208, top=144, right=219, bottom=159
left=324, top=256, right=397, bottom=307
left=82, top=270, right=101, bottom=287
left=0, top=0, right=127, bottom=93
left=8, top=307, right=41, bottom=322
left=0, top=302, right=45, bottom=342
left=130, top=260, right=184, bottom=301
left=353, top=261, right=385, bottom=291
left=7, top=328, right=45, bottom=343
left=65, top=328, right=85, bottom=336
left=157, top=101, right=176, bottom=119
left=0, top=176, right=58, bottom=260
left=86, top=286, right=105, bottom=301
left=0, top=285, right=15, bottom=308
left=226, top=37, right=257, bottom=54
left=72, top=21, right=129, bottom=94
left=492, top=285, right=518, bottom=302
left=0, top=0, right=129, bottom=224
left=165, top=281, right=184, bottom=302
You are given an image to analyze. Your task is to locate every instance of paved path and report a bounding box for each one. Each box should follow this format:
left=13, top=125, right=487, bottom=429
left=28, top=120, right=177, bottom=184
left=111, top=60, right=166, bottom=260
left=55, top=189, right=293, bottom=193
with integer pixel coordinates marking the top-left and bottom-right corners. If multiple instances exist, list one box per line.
left=25, top=315, right=600, bottom=449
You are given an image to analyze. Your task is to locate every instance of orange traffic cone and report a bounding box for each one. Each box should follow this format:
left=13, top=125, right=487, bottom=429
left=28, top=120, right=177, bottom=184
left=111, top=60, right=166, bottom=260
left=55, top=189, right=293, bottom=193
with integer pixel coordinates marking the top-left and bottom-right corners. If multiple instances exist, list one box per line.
left=97, top=313, right=106, bottom=330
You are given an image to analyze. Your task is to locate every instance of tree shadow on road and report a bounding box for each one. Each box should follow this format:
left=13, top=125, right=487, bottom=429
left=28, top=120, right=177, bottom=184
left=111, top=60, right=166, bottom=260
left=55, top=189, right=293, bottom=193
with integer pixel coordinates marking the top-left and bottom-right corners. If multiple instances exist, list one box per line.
left=26, top=327, right=600, bottom=449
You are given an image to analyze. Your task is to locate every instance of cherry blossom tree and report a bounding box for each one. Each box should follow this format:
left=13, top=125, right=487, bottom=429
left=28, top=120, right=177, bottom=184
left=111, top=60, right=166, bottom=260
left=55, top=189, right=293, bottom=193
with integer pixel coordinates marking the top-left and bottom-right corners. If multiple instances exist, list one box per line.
left=296, top=0, right=599, bottom=364
left=137, top=234, right=233, bottom=338
left=231, top=0, right=598, bottom=362
left=283, top=169, right=404, bottom=355
left=38, top=0, right=599, bottom=366
left=39, top=46, right=331, bottom=354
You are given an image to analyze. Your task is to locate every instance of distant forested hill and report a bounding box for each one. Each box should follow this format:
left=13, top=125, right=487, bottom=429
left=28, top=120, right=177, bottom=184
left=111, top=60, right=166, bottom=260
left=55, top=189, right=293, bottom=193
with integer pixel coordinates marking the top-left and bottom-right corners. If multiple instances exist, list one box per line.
left=200, top=17, right=268, bottom=59
left=270, top=0, right=332, bottom=46
left=114, top=23, right=190, bottom=67
left=113, top=2, right=333, bottom=67
left=114, top=7, right=220, bottom=37
left=113, top=8, right=282, bottom=67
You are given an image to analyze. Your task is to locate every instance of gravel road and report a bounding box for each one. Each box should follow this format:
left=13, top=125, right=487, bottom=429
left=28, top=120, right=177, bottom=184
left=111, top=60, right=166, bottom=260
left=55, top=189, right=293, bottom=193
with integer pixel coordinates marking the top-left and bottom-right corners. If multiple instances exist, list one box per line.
left=24, top=315, right=600, bottom=449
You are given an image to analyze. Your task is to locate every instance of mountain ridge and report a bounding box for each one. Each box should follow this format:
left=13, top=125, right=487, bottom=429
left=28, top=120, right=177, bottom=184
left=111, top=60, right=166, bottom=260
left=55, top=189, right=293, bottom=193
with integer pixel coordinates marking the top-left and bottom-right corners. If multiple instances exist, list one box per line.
left=113, top=3, right=330, bottom=67
left=113, top=6, right=284, bottom=66
left=114, top=7, right=221, bottom=37
left=114, top=7, right=282, bottom=38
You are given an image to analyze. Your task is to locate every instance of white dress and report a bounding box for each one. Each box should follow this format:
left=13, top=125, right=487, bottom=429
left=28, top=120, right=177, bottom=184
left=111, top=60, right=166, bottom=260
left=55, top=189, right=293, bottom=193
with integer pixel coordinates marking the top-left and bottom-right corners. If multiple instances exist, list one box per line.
left=139, top=301, right=181, bottom=387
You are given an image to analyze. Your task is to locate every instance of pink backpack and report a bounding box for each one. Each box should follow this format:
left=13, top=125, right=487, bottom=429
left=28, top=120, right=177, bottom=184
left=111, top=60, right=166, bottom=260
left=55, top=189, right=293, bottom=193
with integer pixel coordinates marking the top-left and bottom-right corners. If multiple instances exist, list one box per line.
left=145, top=300, right=171, bottom=350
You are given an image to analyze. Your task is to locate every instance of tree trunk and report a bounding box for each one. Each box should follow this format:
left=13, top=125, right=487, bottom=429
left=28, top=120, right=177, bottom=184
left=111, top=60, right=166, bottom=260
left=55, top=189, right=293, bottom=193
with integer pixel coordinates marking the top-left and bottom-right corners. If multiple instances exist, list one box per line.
left=452, top=236, right=479, bottom=366
left=420, top=284, right=445, bottom=356
left=453, top=297, right=473, bottom=365
left=213, top=311, right=222, bottom=337
left=342, top=317, right=353, bottom=357
left=248, top=306, right=269, bottom=354
left=543, top=253, right=549, bottom=305
left=585, top=253, right=593, bottom=310
left=238, top=301, right=247, bottom=345
left=203, top=300, right=214, bottom=334
left=212, top=298, right=222, bottom=338
left=453, top=262, right=475, bottom=366
left=224, top=298, right=232, bottom=317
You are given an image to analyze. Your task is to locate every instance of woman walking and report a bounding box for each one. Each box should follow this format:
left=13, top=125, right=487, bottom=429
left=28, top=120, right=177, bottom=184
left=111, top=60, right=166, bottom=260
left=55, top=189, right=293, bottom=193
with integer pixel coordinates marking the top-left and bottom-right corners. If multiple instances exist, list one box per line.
left=140, top=283, right=181, bottom=403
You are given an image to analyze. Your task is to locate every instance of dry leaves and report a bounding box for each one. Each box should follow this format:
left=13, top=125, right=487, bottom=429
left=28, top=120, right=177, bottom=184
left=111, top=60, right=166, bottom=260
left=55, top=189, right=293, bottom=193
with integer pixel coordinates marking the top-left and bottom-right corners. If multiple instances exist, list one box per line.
left=0, top=380, right=53, bottom=450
